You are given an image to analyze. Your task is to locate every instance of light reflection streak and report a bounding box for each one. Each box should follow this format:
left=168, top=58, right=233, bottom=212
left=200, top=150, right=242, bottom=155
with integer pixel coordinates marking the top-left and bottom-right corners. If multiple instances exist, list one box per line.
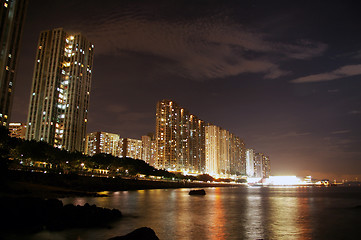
left=268, top=188, right=311, bottom=239
left=245, top=187, right=264, bottom=240
left=297, top=195, right=312, bottom=238
left=209, top=188, right=226, bottom=240
left=174, top=189, right=191, bottom=239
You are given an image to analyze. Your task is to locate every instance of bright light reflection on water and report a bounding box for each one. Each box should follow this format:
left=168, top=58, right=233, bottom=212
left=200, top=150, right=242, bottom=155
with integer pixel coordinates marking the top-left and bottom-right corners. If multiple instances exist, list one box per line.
left=245, top=187, right=264, bottom=239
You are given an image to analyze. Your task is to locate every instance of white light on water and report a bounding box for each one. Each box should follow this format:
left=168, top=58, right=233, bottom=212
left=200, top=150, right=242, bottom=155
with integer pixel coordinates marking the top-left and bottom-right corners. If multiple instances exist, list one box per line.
left=265, top=176, right=302, bottom=185
left=247, top=177, right=262, bottom=184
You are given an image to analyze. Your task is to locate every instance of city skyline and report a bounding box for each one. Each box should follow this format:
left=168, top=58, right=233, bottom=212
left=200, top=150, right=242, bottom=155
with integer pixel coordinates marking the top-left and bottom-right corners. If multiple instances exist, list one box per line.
left=9, top=0, right=361, bottom=181
left=84, top=99, right=268, bottom=178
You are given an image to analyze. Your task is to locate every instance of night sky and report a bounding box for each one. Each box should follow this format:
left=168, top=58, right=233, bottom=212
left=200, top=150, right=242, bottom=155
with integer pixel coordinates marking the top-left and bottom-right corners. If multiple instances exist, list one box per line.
left=11, top=0, right=361, bottom=181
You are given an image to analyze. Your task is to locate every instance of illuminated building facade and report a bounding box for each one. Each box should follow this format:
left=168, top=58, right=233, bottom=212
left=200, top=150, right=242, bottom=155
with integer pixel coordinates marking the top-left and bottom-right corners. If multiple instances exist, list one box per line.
left=219, top=129, right=231, bottom=174
left=141, top=135, right=152, bottom=164
left=220, top=130, right=246, bottom=175
left=155, top=100, right=205, bottom=173
left=0, top=0, right=28, bottom=127
left=229, top=134, right=246, bottom=175
left=254, top=153, right=263, bottom=178
left=120, top=138, right=142, bottom=160
left=85, top=131, right=155, bottom=162
left=147, top=133, right=157, bottom=166
left=85, top=132, right=121, bottom=156
left=246, top=149, right=255, bottom=177
left=156, top=99, right=247, bottom=176
left=26, top=28, right=94, bottom=152
left=205, top=125, right=220, bottom=175
left=205, top=125, right=245, bottom=177
left=254, top=152, right=271, bottom=178
left=8, top=122, right=26, bottom=139
left=263, top=155, right=271, bottom=178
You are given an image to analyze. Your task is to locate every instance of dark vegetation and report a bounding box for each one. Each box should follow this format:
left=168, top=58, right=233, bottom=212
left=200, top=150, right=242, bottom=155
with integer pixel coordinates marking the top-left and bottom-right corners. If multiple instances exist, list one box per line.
left=0, top=126, right=174, bottom=179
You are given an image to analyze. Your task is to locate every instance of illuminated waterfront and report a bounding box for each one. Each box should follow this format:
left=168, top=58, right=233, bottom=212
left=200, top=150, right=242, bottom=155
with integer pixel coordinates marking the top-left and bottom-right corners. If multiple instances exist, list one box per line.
left=7, top=186, right=361, bottom=240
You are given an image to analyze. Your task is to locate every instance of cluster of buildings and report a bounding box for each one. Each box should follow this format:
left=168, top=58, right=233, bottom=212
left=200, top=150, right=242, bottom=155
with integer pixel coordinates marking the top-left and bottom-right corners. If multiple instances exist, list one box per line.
left=1, top=0, right=270, bottom=179
left=83, top=99, right=270, bottom=178
left=82, top=99, right=271, bottom=178
left=154, top=100, right=270, bottom=178
left=85, top=132, right=155, bottom=163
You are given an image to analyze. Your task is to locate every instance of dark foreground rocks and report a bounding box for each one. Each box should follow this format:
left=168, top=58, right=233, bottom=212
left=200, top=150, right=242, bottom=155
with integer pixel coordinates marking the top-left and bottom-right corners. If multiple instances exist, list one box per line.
left=109, top=227, right=159, bottom=240
left=0, top=197, right=122, bottom=233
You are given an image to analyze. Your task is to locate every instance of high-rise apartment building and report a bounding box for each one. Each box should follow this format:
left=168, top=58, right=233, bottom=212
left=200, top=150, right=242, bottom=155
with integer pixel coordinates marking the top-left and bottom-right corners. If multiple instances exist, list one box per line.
left=229, top=134, right=246, bottom=175
left=205, top=125, right=220, bottom=175
left=205, top=125, right=245, bottom=177
left=219, top=129, right=231, bottom=175
left=254, top=152, right=264, bottom=178
left=155, top=100, right=205, bottom=173
left=8, top=122, right=26, bottom=139
left=0, top=0, right=28, bottom=127
left=85, top=132, right=155, bottom=163
left=86, top=132, right=121, bottom=156
left=263, top=155, right=271, bottom=178
left=145, top=133, right=156, bottom=166
left=246, top=149, right=255, bottom=177
left=155, top=99, right=248, bottom=177
left=26, top=28, right=94, bottom=152
left=120, top=138, right=142, bottom=160
left=141, top=135, right=152, bottom=164
left=254, top=152, right=271, bottom=178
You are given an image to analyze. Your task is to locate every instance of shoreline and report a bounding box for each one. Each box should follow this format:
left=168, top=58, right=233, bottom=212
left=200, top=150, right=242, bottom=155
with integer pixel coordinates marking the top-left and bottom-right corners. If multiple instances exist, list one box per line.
left=1, top=170, right=243, bottom=198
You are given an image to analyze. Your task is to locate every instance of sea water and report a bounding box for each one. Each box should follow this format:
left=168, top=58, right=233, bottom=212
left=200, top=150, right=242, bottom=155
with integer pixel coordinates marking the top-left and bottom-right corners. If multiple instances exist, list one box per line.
left=5, top=186, right=361, bottom=240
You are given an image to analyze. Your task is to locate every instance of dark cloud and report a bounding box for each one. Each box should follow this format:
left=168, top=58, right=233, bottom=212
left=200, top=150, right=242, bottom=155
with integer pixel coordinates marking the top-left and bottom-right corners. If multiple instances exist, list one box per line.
left=348, top=110, right=361, bottom=115
left=331, top=130, right=350, bottom=135
left=291, top=64, right=361, bottom=83
left=72, top=4, right=327, bottom=81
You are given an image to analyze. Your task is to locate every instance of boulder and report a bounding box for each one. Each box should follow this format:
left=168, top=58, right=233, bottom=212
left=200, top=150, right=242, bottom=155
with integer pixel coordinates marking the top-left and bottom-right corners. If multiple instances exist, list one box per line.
left=189, top=189, right=206, bottom=195
left=108, top=227, right=159, bottom=240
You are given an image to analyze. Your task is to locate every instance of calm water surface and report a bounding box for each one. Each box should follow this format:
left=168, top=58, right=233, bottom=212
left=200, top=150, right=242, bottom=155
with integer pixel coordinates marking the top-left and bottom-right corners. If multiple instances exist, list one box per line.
left=8, top=186, right=361, bottom=240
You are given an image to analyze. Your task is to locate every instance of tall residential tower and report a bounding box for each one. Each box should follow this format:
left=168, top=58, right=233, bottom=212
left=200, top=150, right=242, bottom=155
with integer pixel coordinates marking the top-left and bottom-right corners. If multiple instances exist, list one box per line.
left=0, top=0, right=28, bottom=126
left=155, top=99, right=248, bottom=176
left=155, top=100, right=205, bottom=173
left=26, top=28, right=94, bottom=152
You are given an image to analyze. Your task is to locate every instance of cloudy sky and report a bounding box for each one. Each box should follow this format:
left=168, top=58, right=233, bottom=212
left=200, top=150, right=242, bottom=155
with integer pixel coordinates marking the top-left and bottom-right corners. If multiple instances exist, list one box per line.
left=12, top=0, right=361, bottom=180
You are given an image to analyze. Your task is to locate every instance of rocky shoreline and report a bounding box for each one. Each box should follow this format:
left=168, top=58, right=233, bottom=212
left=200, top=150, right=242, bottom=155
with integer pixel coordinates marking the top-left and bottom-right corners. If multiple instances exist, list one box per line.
left=0, top=196, right=161, bottom=239
left=0, top=197, right=122, bottom=233
left=0, top=170, right=240, bottom=238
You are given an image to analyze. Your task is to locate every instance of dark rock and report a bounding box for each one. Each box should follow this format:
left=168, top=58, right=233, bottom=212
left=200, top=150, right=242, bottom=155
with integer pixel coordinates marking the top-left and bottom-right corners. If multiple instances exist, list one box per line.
left=189, top=189, right=206, bottom=195
left=108, top=227, right=159, bottom=240
left=0, top=197, right=122, bottom=233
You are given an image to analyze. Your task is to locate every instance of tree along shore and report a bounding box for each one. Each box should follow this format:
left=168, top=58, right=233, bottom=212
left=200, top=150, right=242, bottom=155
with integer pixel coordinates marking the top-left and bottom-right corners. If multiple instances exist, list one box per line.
left=1, top=170, right=243, bottom=198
